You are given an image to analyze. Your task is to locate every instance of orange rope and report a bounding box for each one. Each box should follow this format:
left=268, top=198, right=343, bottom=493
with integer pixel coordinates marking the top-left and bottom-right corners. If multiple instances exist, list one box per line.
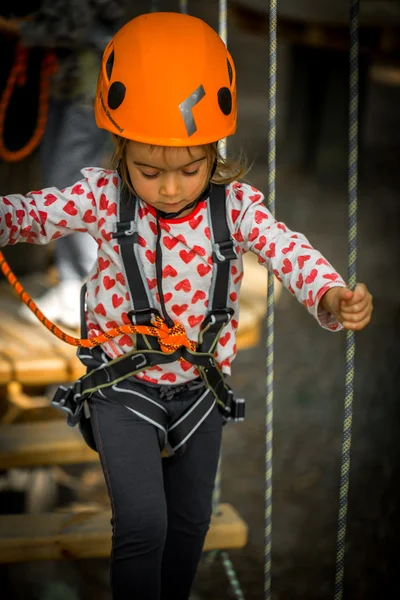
left=0, top=250, right=197, bottom=352
left=0, top=44, right=58, bottom=163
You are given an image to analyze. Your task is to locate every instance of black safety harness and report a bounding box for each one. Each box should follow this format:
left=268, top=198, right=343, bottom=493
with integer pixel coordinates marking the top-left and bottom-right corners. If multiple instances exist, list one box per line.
left=52, top=182, right=245, bottom=454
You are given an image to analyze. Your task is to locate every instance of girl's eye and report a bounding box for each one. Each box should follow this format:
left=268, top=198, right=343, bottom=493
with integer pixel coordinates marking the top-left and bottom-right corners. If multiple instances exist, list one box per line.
left=141, top=172, right=160, bottom=179
left=182, top=169, right=199, bottom=177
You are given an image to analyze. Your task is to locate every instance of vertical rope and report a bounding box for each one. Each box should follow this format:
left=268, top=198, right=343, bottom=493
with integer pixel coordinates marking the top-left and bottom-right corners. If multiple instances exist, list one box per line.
left=212, top=0, right=229, bottom=517
left=179, top=0, right=188, bottom=14
left=265, top=1, right=277, bottom=598
left=220, top=551, right=246, bottom=600
left=219, top=0, right=228, bottom=159
left=334, top=1, right=359, bottom=598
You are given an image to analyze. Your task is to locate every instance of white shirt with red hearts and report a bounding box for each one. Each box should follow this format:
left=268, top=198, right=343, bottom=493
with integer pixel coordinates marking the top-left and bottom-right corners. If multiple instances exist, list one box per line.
left=0, top=168, right=346, bottom=385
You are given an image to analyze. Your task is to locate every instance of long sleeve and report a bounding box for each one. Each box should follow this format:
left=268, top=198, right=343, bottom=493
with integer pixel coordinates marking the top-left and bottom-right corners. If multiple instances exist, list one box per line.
left=0, top=168, right=118, bottom=247
left=227, top=182, right=347, bottom=331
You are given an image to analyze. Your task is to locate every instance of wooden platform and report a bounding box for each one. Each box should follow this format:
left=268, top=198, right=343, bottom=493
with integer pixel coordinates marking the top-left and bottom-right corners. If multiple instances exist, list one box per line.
left=0, top=503, right=248, bottom=564
left=0, top=420, right=98, bottom=469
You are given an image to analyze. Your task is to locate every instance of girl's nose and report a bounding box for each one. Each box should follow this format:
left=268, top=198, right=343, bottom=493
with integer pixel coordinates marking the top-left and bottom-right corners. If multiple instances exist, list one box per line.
left=160, top=173, right=180, bottom=199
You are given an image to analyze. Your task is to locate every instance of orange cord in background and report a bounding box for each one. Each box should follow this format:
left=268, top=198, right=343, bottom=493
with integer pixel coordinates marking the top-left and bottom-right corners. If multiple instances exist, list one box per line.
left=0, top=250, right=196, bottom=353
left=0, top=43, right=58, bottom=162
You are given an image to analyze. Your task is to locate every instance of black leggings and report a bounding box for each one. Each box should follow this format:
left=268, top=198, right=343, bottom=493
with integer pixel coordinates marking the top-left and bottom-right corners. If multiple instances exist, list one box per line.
left=89, top=383, right=223, bottom=600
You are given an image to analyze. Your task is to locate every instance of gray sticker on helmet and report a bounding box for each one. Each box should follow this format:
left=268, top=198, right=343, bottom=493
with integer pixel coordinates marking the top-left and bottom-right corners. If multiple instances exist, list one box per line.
left=179, top=85, right=206, bottom=137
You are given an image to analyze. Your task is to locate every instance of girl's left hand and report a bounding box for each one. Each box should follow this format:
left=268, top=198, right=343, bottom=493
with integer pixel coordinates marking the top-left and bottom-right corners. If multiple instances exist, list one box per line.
left=320, top=283, right=373, bottom=331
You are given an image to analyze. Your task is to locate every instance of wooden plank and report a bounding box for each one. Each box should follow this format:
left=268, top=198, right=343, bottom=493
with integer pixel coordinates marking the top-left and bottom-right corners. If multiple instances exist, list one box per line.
left=0, top=503, right=248, bottom=563
left=0, top=420, right=98, bottom=469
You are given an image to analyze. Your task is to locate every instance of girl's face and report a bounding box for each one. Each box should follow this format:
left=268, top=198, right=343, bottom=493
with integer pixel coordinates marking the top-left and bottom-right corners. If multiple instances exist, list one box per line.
left=125, top=141, right=210, bottom=217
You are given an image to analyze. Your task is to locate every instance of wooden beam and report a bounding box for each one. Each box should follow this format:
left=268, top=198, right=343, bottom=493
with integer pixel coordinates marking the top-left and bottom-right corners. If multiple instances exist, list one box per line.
left=0, top=503, right=248, bottom=564
left=0, top=420, right=98, bottom=469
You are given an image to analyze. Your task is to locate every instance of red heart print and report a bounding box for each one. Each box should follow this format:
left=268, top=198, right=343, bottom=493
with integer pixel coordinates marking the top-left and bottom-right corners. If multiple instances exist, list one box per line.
left=248, top=227, right=259, bottom=242
left=189, top=215, right=203, bottom=229
left=83, top=209, right=96, bottom=223
left=255, top=210, right=268, bottom=224
left=282, top=259, right=292, bottom=274
left=149, top=221, right=158, bottom=235
left=231, top=265, right=238, bottom=275
left=116, top=272, right=125, bottom=285
left=192, top=290, right=206, bottom=304
left=113, top=245, right=120, bottom=254
left=156, top=292, right=173, bottom=303
left=296, top=274, right=304, bottom=289
left=94, top=303, right=106, bottom=316
left=323, top=273, right=339, bottom=281
left=249, top=193, right=261, bottom=203
left=160, top=221, right=171, bottom=232
left=254, top=236, right=266, bottom=251
left=121, top=312, right=131, bottom=325
left=231, top=319, right=239, bottom=329
left=99, top=194, right=108, bottom=211
left=15, top=210, right=24, bottom=225
left=44, top=193, right=57, bottom=206
left=106, top=320, right=119, bottom=328
left=235, top=189, right=243, bottom=201
left=188, top=315, right=203, bottom=327
left=63, top=201, right=78, bottom=216
left=98, top=217, right=105, bottom=228
left=112, top=294, right=123, bottom=308
left=305, top=269, right=318, bottom=284
left=282, top=241, right=296, bottom=255
left=316, top=258, right=329, bottom=266
left=179, top=249, right=196, bottom=264
left=197, top=264, right=211, bottom=277
left=193, top=245, right=206, bottom=256
left=161, top=373, right=177, bottom=383
left=233, top=231, right=244, bottom=243
left=119, top=334, right=133, bottom=347
left=277, top=223, right=287, bottom=232
left=145, top=250, right=156, bottom=264
left=103, top=276, right=116, bottom=290
left=306, top=290, right=315, bottom=307
left=231, top=209, right=240, bottom=224
left=298, top=255, right=311, bottom=269
left=219, top=332, right=231, bottom=347
left=107, top=202, right=117, bottom=216
left=97, top=177, right=109, bottom=187
left=301, top=244, right=313, bottom=250
left=71, top=184, right=84, bottom=195
left=163, top=264, right=177, bottom=277
left=95, top=285, right=100, bottom=297
left=230, top=292, right=237, bottom=302
left=99, top=257, right=110, bottom=271
left=87, top=192, right=96, bottom=206
left=138, top=206, right=150, bottom=219
left=147, top=278, right=157, bottom=290
left=138, top=235, right=147, bottom=247
left=101, top=229, right=112, bottom=241
left=204, top=227, right=211, bottom=239
left=234, top=273, right=243, bottom=284
left=164, top=236, right=178, bottom=250
left=180, top=360, right=193, bottom=372
left=175, top=279, right=191, bottom=292
left=172, top=304, right=188, bottom=316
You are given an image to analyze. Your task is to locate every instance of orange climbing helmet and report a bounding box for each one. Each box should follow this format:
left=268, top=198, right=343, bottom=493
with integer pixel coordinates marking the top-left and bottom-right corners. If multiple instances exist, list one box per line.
left=94, top=12, right=237, bottom=146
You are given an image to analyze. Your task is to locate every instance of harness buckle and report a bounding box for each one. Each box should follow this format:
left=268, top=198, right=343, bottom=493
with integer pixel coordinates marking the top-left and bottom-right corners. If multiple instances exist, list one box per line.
left=201, top=307, right=234, bottom=330
left=127, top=307, right=162, bottom=325
left=51, top=379, right=86, bottom=427
left=212, top=239, right=237, bottom=263
left=112, top=220, right=138, bottom=241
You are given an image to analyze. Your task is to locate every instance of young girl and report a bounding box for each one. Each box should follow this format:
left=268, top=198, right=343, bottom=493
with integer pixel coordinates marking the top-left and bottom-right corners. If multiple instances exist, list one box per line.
left=0, top=12, right=372, bottom=600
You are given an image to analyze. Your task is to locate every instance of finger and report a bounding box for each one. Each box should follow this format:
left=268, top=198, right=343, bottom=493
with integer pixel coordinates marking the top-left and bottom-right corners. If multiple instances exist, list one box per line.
left=340, top=297, right=372, bottom=314
left=342, top=313, right=372, bottom=330
left=340, top=306, right=372, bottom=323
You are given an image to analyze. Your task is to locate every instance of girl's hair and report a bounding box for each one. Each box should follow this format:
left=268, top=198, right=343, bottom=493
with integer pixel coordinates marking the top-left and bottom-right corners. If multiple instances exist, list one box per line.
left=110, top=135, right=248, bottom=193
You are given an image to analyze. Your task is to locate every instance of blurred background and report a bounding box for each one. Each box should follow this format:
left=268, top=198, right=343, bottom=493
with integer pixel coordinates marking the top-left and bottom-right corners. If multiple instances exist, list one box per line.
left=0, top=0, right=399, bottom=598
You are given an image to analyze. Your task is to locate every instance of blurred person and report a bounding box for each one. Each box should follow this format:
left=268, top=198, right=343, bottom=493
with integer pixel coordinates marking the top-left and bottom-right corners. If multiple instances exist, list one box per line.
left=0, top=0, right=129, bottom=328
